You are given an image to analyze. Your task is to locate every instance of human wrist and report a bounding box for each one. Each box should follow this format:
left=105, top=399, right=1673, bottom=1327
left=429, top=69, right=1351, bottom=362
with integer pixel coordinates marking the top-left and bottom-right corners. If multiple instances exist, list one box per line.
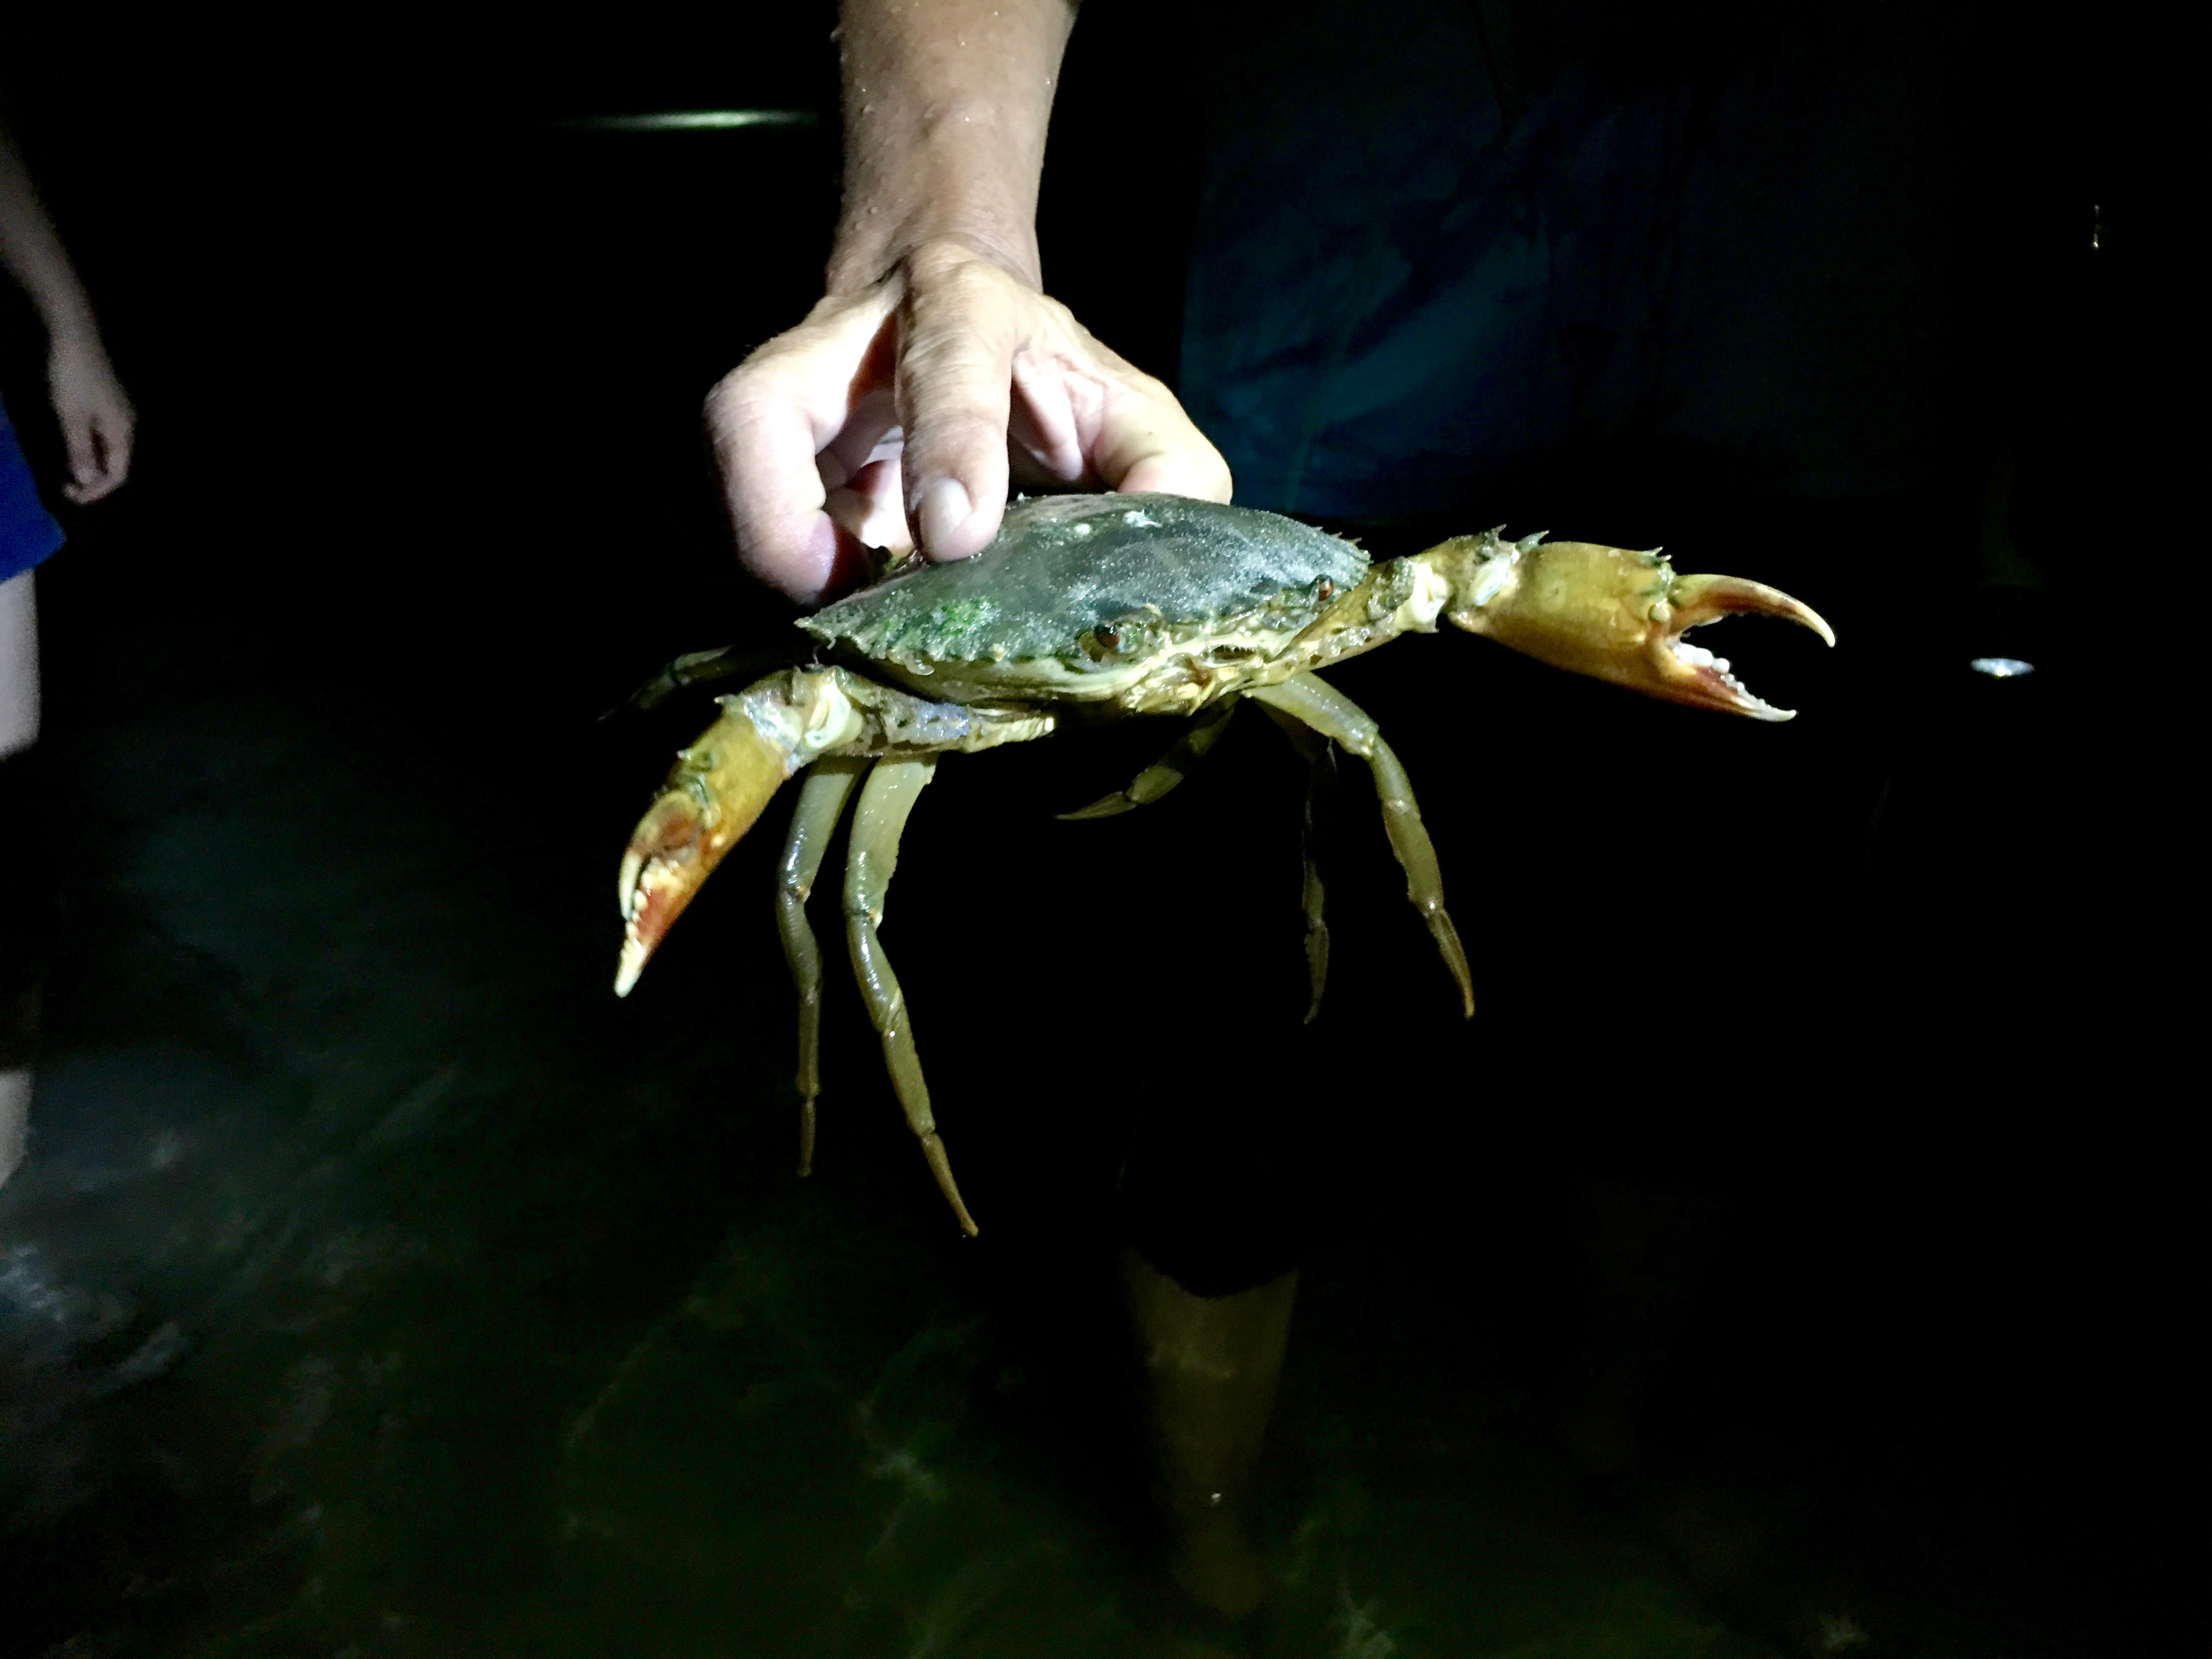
left=41, top=300, right=103, bottom=354
left=825, top=0, right=1064, bottom=296
left=826, top=117, right=1046, bottom=294
left=827, top=221, right=1041, bottom=298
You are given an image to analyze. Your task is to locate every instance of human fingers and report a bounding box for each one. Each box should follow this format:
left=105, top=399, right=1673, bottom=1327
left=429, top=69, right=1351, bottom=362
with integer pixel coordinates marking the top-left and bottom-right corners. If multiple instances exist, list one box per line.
left=706, top=285, right=901, bottom=605
left=823, top=456, right=911, bottom=558
left=1009, top=333, right=1232, bottom=505
left=1094, top=390, right=1234, bottom=503
left=894, top=249, right=1029, bottom=562
left=59, top=409, right=131, bottom=504
left=70, top=406, right=134, bottom=504
left=49, top=345, right=134, bottom=503
left=59, top=409, right=101, bottom=503
left=814, top=386, right=911, bottom=556
left=104, top=399, right=136, bottom=488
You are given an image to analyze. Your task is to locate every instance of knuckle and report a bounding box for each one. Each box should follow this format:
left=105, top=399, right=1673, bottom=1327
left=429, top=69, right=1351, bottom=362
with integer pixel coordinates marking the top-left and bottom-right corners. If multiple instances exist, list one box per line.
left=1122, top=364, right=1172, bottom=402
left=703, top=364, right=765, bottom=424
left=899, top=338, right=1001, bottom=409
left=915, top=251, right=1019, bottom=316
left=910, top=407, right=1007, bottom=461
left=704, top=362, right=810, bottom=444
left=905, top=238, right=984, bottom=283
left=937, top=254, right=1005, bottom=296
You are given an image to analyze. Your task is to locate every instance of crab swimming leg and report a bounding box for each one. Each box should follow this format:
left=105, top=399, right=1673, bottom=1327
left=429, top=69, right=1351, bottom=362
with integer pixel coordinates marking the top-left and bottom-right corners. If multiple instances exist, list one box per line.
left=843, top=755, right=981, bottom=1236
left=1250, top=673, right=1475, bottom=1019
left=1059, top=696, right=1240, bottom=820
left=1256, top=702, right=1338, bottom=1023
left=775, top=756, right=868, bottom=1178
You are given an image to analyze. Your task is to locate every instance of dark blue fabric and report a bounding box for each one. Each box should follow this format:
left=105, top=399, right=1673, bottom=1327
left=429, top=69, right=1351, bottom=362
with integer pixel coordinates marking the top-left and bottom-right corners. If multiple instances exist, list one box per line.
left=1180, top=3, right=1960, bottom=518
left=1, top=395, right=65, bottom=583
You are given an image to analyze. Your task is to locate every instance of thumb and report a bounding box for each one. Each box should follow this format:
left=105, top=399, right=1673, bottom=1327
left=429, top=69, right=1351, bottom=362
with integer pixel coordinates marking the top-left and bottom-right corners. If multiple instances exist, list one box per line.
left=896, top=261, right=1020, bottom=562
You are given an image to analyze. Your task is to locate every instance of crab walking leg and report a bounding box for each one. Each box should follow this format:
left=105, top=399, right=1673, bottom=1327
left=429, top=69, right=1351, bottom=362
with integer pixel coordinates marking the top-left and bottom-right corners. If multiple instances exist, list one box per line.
left=843, top=756, right=981, bottom=1236
left=1256, top=702, right=1337, bottom=1022
left=612, top=644, right=789, bottom=717
left=1250, top=673, right=1475, bottom=1018
left=1060, top=697, right=1240, bottom=820
left=775, top=757, right=868, bottom=1178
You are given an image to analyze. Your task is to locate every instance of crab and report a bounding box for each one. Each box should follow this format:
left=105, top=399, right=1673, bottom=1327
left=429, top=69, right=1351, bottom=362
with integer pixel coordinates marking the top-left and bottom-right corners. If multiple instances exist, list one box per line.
left=613, top=493, right=1832, bottom=1235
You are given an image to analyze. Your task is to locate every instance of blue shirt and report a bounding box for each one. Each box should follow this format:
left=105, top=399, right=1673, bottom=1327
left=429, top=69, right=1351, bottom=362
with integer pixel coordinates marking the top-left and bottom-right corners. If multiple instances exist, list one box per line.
left=1, top=394, right=65, bottom=583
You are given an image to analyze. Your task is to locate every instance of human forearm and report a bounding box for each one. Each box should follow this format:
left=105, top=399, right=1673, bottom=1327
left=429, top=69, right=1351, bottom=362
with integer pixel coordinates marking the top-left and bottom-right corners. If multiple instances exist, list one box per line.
left=707, top=0, right=1223, bottom=597
left=0, top=121, right=99, bottom=341
left=826, top=0, right=1076, bottom=292
left=0, top=119, right=133, bottom=502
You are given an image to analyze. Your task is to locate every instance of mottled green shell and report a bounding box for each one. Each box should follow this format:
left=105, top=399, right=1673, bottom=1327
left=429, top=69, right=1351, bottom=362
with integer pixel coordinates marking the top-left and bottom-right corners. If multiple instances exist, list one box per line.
left=798, top=494, right=1370, bottom=669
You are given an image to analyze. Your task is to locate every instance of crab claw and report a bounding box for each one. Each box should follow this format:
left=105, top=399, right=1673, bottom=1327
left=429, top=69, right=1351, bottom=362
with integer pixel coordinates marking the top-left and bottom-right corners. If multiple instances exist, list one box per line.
left=1432, top=532, right=1834, bottom=720
left=1637, top=569, right=1836, bottom=719
left=616, top=670, right=865, bottom=996
left=616, top=709, right=789, bottom=996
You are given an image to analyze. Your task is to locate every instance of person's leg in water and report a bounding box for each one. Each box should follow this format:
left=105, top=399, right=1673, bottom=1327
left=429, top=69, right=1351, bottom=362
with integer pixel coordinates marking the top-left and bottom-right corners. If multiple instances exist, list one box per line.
left=1118, top=1088, right=1313, bottom=1628
left=1, top=567, right=41, bottom=1187
left=1120, top=1248, right=1298, bottom=1619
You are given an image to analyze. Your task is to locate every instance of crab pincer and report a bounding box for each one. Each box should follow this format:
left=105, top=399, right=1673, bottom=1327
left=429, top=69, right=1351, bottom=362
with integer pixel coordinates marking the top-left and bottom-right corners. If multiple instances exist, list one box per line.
left=1430, top=533, right=1835, bottom=720
left=617, top=671, right=868, bottom=997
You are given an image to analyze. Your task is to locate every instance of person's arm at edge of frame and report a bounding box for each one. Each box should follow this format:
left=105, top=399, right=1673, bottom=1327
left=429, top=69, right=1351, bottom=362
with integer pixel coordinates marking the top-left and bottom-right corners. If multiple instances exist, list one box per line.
left=0, top=116, right=133, bottom=504
left=706, top=0, right=1230, bottom=606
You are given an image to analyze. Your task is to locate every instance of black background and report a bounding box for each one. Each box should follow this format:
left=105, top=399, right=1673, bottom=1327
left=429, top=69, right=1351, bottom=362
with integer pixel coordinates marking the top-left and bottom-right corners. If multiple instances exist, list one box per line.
left=1, top=4, right=2193, bottom=1653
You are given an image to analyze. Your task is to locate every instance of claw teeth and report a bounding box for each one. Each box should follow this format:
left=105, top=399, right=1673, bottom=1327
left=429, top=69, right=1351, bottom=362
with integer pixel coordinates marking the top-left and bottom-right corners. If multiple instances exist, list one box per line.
left=614, top=849, right=652, bottom=995
left=1669, top=636, right=1792, bottom=720
left=1669, top=639, right=1742, bottom=689
left=614, top=932, right=648, bottom=997
left=613, top=794, right=713, bottom=995
left=1657, top=571, right=1831, bottom=720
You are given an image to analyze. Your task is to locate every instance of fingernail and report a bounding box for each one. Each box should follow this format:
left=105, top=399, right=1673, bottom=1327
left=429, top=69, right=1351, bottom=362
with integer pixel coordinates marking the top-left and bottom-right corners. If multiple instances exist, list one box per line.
left=916, top=478, right=972, bottom=556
